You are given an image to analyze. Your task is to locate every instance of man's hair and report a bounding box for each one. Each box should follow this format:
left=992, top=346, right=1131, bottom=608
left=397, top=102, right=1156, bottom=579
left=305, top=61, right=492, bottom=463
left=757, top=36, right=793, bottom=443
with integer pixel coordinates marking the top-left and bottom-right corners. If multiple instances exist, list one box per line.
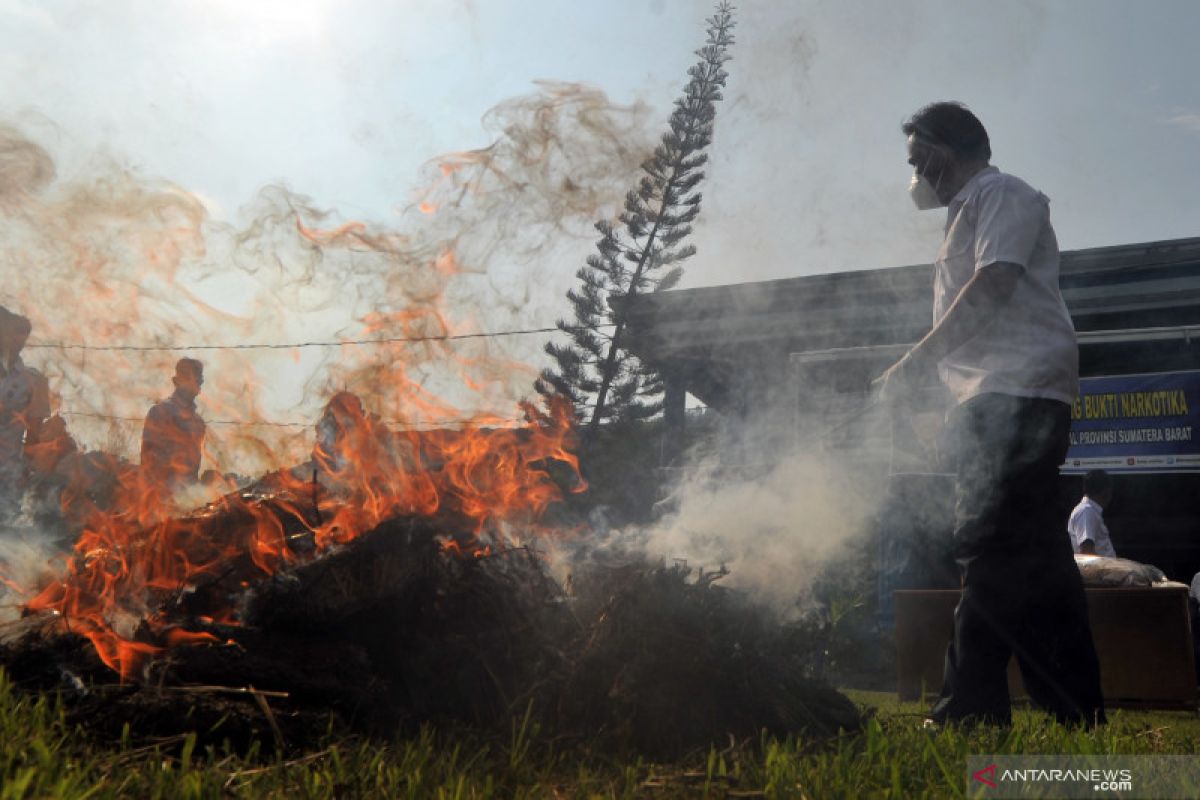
left=0, top=307, right=32, bottom=338
left=1083, top=469, right=1112, bottom=497
left=902, top=101, right=991, bottom=162
left=324, top=391, right=364, bottom=419
left=175, top=358, right=204, bottom=381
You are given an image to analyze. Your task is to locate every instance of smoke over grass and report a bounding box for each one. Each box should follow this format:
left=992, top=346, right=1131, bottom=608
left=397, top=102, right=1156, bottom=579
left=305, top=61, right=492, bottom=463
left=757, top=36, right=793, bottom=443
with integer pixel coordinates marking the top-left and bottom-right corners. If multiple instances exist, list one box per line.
left=544, top=409, right=891, bottom=616
left=640, top=448, right=877, bottom=611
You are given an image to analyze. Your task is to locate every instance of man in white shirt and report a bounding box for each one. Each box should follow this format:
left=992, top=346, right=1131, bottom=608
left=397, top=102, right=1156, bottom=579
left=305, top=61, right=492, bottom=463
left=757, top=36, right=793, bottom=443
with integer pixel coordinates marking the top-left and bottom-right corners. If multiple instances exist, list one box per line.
left=876, top=102, right=1104, bottom=728
left=1068, top=470, right=1116, bottom=557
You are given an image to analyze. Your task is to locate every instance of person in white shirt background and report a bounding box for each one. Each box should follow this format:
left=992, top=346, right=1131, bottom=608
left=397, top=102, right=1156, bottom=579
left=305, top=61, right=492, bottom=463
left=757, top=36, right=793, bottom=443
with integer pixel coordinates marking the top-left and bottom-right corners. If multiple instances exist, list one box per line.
left=1068, top=470, right=1116, bottom=557
left=876, top=101, right=1104, bottom=728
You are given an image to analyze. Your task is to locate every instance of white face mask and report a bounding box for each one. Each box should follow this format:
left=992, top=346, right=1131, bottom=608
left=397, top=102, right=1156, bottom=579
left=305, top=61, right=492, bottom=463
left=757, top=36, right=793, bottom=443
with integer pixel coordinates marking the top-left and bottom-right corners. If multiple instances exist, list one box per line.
left=908, top=172, right=943, bottom=210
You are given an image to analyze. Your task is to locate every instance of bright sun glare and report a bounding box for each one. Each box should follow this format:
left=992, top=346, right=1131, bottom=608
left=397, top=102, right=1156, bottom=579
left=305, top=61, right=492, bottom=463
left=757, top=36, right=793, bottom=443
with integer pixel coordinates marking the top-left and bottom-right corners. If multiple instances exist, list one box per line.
left=198, top=0, right=328, bottom=47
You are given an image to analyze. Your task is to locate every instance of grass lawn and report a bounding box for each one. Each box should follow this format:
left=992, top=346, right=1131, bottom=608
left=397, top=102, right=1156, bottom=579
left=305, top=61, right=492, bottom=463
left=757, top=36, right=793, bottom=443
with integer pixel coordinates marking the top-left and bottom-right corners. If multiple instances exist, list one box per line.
left=3, top=672, right=1198, bottom=799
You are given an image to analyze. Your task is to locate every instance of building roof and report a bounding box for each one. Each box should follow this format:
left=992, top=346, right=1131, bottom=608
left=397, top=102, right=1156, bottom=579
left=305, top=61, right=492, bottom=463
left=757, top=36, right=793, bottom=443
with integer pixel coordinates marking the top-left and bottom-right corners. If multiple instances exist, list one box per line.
left=620, top=236, right=1200, bottom=412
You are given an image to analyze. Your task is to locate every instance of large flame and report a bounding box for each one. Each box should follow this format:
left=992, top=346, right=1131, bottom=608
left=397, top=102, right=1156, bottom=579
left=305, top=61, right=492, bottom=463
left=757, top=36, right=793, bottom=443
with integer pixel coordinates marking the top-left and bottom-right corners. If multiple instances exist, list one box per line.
left=27, top=395, right=582, bottom=680
left=1, top=83, right=652, bottom=680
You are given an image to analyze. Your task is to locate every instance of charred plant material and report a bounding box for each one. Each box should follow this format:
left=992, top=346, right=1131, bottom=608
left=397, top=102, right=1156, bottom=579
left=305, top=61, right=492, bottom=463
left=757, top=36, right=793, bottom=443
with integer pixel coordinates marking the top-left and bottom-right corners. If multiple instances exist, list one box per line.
left=1, top=512, right=577, bottom=745
left=2, top=528, right=862, bottom=758
left=555, top=561, right=863, bottom=757
left=241, top=515, right=444, bottom=632
left=537, top=2, right=736, bottom=430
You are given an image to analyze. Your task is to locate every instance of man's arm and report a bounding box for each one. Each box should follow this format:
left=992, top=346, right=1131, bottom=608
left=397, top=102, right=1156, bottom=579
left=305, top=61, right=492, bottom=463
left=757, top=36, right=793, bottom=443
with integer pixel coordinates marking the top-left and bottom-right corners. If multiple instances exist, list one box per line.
left=23, top=371, right=51, bottom=446
left=1073, top=505, right=1105, bottom=556
left=874, top=261, right=1023, bottom=395
left=140, top=404, right=166, bottom=470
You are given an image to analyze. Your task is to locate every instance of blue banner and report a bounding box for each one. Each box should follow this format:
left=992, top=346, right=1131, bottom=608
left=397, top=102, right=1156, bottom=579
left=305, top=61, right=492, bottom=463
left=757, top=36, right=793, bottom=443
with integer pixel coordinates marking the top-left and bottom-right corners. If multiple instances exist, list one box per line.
left=1063, top=370, right=1200, bottom=473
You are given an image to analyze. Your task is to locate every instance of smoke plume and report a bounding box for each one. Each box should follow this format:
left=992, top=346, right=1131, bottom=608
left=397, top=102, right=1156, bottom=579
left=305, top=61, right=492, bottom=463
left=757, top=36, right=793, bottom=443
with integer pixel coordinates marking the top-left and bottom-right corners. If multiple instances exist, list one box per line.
left=0, top=82, right=654, bottom=475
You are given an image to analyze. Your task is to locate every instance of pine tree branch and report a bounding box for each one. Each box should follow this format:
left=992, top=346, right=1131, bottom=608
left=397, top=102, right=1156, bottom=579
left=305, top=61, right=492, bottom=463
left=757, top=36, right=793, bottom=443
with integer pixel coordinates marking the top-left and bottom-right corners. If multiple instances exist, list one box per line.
left=539, top=2, right=735, bottom=430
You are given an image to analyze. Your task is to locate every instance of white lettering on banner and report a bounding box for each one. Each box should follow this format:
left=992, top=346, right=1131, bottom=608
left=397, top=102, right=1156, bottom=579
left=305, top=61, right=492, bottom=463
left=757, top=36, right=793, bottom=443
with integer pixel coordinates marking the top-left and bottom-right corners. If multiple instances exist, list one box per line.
left=1118, top=428, right=1164, bottom=443
left=1074, top=430, right=1118, bottom=445
left=1114, top=426, right=1195, bottom=443
left=1166, top=426, right=1193, bottom=441
left=1073, top=427, right=1196, bottom=445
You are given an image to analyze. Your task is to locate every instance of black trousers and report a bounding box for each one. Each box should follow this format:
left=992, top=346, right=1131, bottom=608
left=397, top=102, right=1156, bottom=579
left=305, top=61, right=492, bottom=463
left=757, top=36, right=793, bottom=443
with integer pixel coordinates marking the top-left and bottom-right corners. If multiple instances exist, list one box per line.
left=930, top=393, right=1105, bottom=726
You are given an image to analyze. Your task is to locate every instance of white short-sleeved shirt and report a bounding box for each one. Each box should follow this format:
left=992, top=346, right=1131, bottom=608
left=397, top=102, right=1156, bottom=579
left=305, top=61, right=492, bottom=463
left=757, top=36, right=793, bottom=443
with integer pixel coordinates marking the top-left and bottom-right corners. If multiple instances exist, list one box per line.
left=933, top=166, right=1079, bottom=405
left=1067, top=496, right=1116, bottom=557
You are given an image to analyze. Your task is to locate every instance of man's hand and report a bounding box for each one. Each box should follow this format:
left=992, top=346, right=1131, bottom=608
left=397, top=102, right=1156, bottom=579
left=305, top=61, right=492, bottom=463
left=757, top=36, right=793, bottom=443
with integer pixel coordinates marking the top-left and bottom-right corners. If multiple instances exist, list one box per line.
left=872, top=350, right=926, bottom=406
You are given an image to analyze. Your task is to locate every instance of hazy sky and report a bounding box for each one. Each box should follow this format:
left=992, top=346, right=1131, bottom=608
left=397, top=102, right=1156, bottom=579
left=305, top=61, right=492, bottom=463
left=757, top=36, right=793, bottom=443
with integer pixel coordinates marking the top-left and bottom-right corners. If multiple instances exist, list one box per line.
left=4, top=0, right=1197, bottom=293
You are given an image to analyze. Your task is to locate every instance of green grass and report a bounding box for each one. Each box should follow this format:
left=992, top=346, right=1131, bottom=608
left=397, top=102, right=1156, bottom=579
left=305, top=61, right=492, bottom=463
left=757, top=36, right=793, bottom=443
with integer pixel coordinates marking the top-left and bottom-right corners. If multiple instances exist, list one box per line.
left=2, top=673, right=1198, bottom=799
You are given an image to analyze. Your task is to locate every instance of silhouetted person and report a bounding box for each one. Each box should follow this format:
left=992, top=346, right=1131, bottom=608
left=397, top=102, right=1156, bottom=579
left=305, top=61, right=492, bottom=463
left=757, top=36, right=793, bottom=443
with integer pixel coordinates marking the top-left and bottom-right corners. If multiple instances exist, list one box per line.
left=0, top=308, right=50, bottom=520
left=312, top=391, right=369, bottom=477
left=24, top=413, right=80, bottom=533
left=1068, top=470, right=1115, bottom=557
left=309, top=391, right=417, bottom=489
left=875, top=102, right=1104, bottom=727
left=140, top=358, right=206, bottom=491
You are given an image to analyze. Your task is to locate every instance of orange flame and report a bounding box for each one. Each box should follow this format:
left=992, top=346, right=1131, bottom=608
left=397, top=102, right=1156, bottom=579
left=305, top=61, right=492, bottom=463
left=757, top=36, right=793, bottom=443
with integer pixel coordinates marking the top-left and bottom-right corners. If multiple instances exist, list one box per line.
left=27, top=395, right=582, bottom=681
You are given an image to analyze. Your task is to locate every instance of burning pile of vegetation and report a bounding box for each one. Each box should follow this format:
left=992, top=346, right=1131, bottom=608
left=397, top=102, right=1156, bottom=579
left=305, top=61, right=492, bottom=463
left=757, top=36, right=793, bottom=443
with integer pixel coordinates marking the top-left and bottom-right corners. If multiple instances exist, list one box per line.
left=1, top=398, right=861, bottom=758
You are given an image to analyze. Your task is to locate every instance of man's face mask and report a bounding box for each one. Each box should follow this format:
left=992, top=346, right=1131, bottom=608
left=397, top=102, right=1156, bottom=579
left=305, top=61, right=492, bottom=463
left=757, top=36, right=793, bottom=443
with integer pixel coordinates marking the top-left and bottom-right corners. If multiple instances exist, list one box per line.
left=908, top=147, right=948, bottom=210
left=909, top=171, right=942, bottom=210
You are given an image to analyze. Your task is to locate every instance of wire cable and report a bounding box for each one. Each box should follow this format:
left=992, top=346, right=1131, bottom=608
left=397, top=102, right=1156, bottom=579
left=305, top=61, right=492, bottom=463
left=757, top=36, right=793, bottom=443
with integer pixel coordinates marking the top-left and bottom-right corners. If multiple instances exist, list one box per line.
left=57, top=410, right=528, bottom=431
left=25, top=323, right=614, bottom=353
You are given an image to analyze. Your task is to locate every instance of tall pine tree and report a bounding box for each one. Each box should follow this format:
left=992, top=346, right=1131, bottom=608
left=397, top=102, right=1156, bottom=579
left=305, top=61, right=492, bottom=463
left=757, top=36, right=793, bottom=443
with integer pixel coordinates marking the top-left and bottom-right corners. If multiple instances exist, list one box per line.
left=537, top=3, right=735, bottom=435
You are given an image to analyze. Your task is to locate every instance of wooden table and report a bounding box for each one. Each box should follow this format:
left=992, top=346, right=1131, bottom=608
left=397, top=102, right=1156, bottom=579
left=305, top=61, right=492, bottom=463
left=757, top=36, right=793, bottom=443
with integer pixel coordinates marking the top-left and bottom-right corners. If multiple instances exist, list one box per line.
left=895, top=586, right=1198, bottom=709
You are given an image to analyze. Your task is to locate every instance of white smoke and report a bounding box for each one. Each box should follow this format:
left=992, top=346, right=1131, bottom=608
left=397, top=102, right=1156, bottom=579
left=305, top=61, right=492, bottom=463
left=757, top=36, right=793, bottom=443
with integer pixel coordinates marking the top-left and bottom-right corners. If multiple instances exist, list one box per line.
left=638, top=447, right=877, bottom=611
